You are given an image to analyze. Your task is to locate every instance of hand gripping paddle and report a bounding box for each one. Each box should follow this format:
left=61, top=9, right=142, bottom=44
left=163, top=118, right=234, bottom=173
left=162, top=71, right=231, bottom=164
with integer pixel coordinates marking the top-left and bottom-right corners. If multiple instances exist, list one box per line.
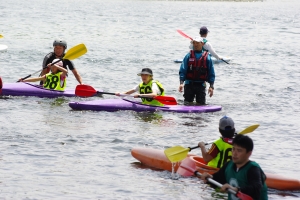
left=75, top=84, right=177, bottom=105
left=177, top=157, right=253, bottom=200
left=18, top=43, right=87, bottom=82
left=164, top=124, right=260, bottom=163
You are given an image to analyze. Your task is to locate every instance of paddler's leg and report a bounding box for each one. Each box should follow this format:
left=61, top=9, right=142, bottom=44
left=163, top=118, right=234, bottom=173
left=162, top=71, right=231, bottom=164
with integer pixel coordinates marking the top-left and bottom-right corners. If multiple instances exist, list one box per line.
left=195, top=82, right=206, bottom=105
left=183, top=83, right=195, bottom=104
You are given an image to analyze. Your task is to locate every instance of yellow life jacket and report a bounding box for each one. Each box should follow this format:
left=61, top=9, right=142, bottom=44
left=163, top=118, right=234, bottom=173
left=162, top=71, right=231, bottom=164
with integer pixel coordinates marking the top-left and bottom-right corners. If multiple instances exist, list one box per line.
left=43, top=72, right=66, bottom=91
left=207, top=137, right=233, bottom=168
left=139, top=80, right=165, bottom=106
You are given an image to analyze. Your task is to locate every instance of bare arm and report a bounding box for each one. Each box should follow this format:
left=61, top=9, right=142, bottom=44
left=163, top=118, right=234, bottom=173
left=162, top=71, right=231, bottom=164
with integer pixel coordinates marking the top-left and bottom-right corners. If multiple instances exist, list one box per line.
left=20, top=76, right=46, bottom=83
left=124, top=89, right=136, bottom=95
left=55, top=65, right=68, bottom=76
left=71, top=69, right=83, bottom=85
left=115, top=89, right=136, bottom=96
left=198, top=142, right=215, bottom=163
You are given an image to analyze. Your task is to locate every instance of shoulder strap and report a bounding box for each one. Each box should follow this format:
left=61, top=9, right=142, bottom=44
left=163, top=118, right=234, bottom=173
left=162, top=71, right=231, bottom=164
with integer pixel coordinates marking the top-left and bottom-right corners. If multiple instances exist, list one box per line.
left=189, top=50, right=195, bottom=58
left=152, top=80, right=164, bottom=94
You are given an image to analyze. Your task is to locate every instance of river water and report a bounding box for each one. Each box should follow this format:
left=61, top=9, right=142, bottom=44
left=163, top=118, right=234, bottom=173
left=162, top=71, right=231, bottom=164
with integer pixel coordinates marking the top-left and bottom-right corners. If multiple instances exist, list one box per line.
left=0, top=0, right=299, bottom=199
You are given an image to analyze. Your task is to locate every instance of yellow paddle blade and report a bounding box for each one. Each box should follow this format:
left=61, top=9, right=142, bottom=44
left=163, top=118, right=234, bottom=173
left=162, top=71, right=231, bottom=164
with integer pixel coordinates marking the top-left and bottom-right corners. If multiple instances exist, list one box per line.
left=164, top=146, right=190, bottom=163
left=238, top=124, right=260, bottom=135
left=0, top=34, right=3, bottom=38
left=63, top=43, right=87, bottom=60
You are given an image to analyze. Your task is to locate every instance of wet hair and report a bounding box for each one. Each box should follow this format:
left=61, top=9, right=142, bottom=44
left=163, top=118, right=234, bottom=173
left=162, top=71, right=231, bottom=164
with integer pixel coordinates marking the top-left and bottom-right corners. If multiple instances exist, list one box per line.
left=219, top=128, right=235, bottom=138
left=232, top=134, right=254, bottom=152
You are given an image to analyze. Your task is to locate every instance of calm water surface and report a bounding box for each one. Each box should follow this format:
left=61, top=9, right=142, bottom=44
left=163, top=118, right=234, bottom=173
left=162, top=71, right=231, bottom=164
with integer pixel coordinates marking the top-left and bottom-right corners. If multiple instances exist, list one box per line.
left=0, top=0, right=300, bottom=199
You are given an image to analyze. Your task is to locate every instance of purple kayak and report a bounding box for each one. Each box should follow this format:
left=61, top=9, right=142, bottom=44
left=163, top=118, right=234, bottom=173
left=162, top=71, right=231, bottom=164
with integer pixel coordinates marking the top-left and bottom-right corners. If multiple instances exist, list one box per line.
left=0, top=82, right=76, bottom=98
left=69, top=99, right=222, bottom=113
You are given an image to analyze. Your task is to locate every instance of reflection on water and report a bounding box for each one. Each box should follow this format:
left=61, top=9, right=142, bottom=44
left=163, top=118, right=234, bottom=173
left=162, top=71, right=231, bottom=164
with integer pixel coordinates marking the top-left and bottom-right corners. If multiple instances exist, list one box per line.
left=133, top=112, right=164, bottom=123
left=50, top=97, right=69, bottom=107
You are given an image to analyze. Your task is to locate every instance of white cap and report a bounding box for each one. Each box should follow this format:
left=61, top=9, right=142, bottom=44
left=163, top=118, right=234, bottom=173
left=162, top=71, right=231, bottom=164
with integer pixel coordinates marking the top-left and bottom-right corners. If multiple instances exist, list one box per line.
left=193, top=36, right=205, bottom=43
left=52, top=59, right=63, bottom=67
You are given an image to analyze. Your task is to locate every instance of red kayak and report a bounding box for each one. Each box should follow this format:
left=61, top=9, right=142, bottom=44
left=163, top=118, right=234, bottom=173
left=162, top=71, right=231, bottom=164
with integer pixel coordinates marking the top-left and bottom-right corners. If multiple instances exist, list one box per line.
left=131, top=147, right=300, bottom=191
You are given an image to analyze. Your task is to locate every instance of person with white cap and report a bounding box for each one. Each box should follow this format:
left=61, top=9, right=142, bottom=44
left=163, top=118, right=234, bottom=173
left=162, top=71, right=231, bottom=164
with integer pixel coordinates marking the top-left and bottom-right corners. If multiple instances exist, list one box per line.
left=179, top=36, right=215, bottom=105
left=40, top=39, right=83, bottom=85
left=19, top=59, right=68, bottom=91
left=197, top=26, right=222, bottom=60
left=116, top=68, right=165, bottom=106
left=198, top=116, right=236, bottom=168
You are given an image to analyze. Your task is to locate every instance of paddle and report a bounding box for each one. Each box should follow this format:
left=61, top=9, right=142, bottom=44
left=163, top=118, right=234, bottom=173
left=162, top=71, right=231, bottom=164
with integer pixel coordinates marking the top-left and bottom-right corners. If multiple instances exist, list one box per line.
left=177, top=157, right=253, bottom=200
left=176, top=29, right=229, bottom=65
left=18, top=43, right=87, bottom=82
left=164, top=124, right=260, bottom=163
left=177, top=29, right=193, bottom=40
left=75, top=84, right=178, bottom=105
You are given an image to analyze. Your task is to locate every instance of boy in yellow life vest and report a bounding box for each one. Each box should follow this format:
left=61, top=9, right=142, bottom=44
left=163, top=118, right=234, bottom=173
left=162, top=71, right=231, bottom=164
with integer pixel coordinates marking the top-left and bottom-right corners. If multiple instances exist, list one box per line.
left=198, top=116, right=235, bottom=168
left=116, top=68, right=165, bottom=106
left=19, top=59, right=67, bottom=91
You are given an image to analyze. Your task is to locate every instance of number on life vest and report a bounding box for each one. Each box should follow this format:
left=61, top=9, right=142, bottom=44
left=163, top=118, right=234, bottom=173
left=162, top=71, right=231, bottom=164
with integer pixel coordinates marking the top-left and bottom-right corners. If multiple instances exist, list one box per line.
left=139, top=86, right=153, bottom=102
left=217, top=148, right=232, bottom=168
left=44, top=75, right=59, bottom=89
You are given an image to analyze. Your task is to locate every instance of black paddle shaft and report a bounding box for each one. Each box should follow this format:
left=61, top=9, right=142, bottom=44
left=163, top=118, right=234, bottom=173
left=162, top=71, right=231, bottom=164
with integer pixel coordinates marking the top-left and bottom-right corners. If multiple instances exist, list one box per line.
left=97, top=91, right=116, bottom=95
left=188, top=142, right=213, bottom=152
left=188, top=146, right=199, bottom=151
left=221, top=59, right=229, bottom=64
left=17, top=59, right=62, bottom=82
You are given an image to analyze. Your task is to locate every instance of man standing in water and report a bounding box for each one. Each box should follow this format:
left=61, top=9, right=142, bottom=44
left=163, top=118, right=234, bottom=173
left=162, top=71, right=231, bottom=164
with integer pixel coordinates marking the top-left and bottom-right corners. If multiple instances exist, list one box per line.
left=40, top=39, right=83, bottom=85
left=179, top=37, right=215, bottom=105
left=201, top=135, right=268, bottom=200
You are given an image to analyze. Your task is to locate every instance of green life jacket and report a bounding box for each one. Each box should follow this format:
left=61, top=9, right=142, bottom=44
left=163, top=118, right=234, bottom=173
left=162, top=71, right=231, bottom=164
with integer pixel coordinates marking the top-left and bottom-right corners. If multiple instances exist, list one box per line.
left=207, top=137, right=232, bottom=168
left=139, top=80, right=165, bottom=106
left=225, top=161, right=268, bottom=200
left=43, top=72, right=66, bottom=91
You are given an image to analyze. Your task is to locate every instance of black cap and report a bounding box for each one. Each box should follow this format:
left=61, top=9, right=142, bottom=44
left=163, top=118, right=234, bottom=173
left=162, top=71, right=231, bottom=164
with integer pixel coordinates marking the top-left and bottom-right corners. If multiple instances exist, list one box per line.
left=137, top=68, right=153, bottom=76
left=199, top=26, right=209, bottom=35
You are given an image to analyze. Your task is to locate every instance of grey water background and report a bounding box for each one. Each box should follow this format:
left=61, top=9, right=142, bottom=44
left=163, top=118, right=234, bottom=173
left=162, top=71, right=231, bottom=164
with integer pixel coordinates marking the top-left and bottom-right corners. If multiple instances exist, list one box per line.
left=0, top=0, right=300, bottom=199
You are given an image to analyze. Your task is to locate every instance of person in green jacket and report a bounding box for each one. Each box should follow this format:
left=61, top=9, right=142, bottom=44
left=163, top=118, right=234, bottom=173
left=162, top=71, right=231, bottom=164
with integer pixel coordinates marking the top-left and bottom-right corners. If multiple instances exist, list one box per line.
left=201, top=135, right=268, bottom=200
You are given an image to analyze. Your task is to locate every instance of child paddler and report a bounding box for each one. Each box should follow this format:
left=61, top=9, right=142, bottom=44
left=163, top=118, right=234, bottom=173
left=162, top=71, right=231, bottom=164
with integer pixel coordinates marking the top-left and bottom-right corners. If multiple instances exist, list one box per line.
left=116, top=68, right=165, bottom=106
left=19, top=59, right=67, bottom=91
left=198, top=116, right=235, bottom=168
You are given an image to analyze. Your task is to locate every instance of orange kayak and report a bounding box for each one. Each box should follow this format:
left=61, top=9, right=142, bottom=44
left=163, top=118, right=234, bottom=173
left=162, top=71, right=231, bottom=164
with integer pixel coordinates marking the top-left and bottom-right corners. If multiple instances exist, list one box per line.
left=131, top=147, right=300, bottom=191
